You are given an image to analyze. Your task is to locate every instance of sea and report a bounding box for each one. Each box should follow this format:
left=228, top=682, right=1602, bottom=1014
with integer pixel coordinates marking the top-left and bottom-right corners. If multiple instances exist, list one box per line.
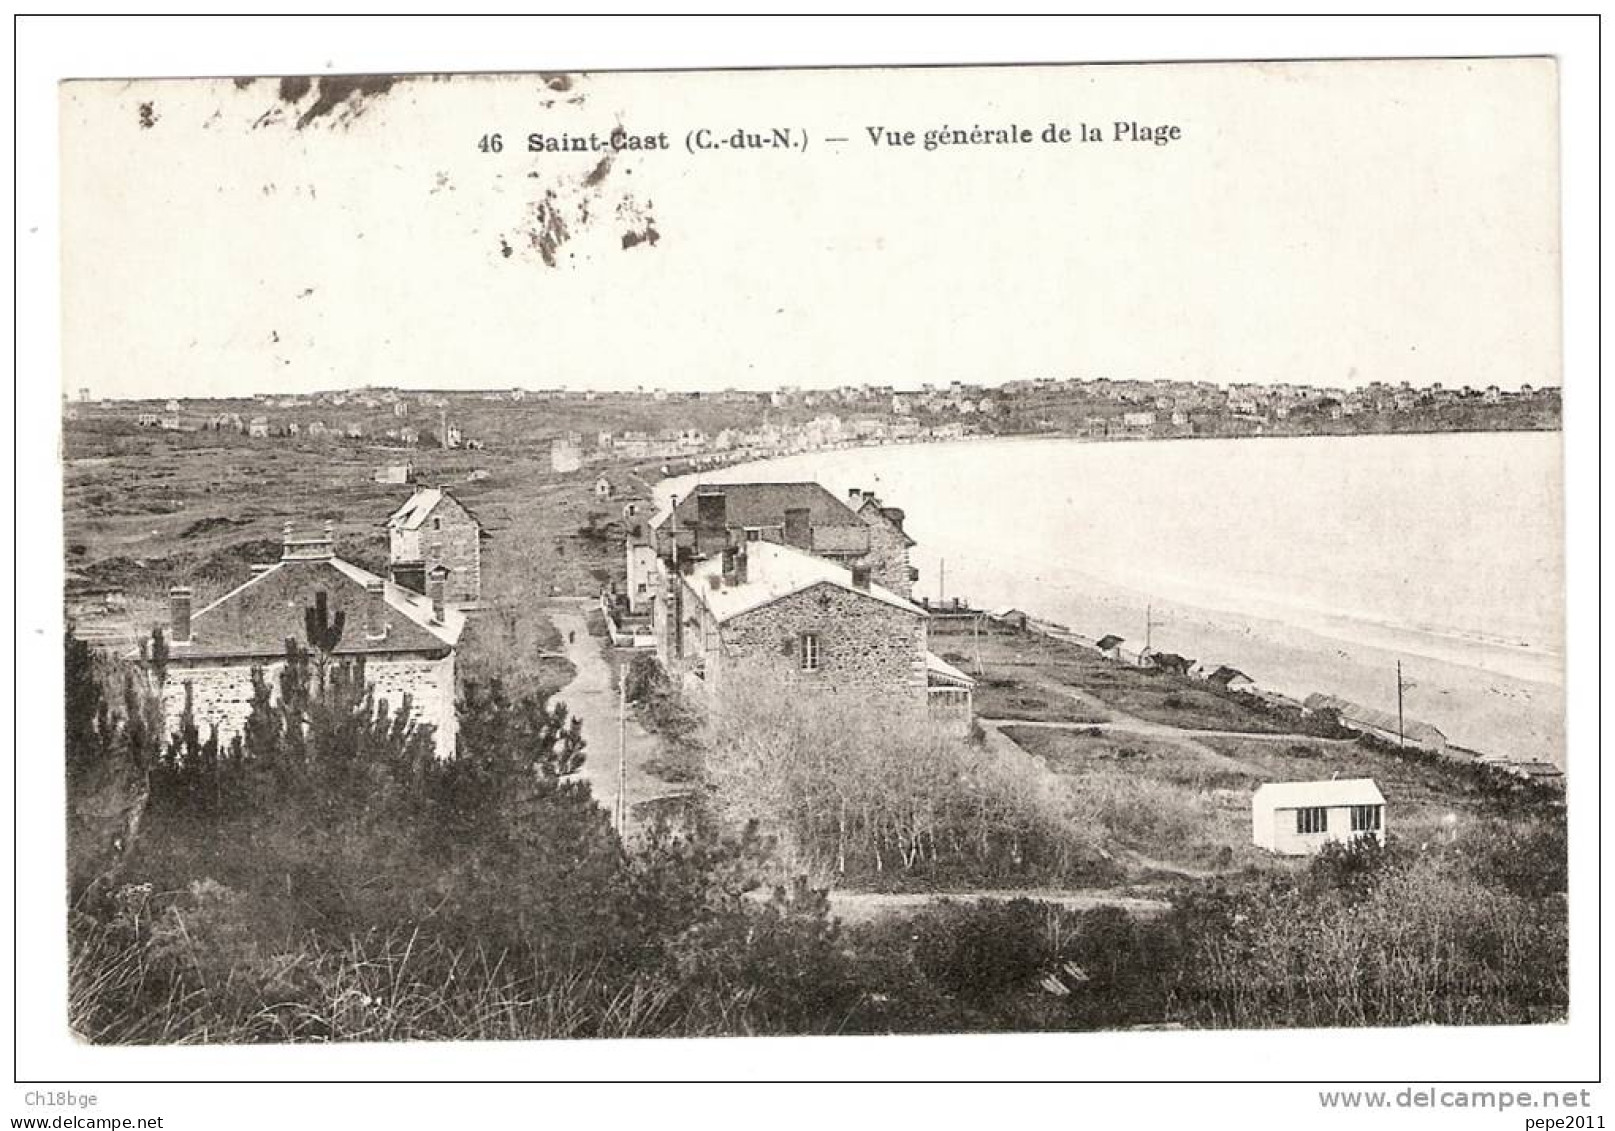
left=662, top=432, right=1565, bottom=767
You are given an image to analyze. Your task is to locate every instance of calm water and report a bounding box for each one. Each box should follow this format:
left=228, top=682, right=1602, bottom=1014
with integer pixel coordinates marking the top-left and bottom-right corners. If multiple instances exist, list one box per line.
left=666, top=432, right=1565, bottom=765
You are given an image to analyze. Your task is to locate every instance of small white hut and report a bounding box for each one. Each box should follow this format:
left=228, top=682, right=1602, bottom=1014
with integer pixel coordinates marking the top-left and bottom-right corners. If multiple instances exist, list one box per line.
left=1252, top=778, right=1386, bottom=856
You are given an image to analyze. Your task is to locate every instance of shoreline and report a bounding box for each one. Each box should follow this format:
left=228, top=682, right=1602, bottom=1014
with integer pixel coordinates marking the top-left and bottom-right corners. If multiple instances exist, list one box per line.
left=658, top=433, right=1565, bottom=769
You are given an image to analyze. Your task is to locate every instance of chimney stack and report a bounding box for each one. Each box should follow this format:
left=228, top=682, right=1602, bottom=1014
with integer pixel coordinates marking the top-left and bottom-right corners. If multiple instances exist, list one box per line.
left=695, top=486, right=727, bottom=557
left=364, top=579, right=388, bottom=641
left=427, top=565, right=449, bottom=624
left=851, top=564, right=871, bottom=591
left=720, top=545, right=738, bottom=584
left=169, top=586, right=193, bottom=643
left=783, top=507, right=811, bottom=550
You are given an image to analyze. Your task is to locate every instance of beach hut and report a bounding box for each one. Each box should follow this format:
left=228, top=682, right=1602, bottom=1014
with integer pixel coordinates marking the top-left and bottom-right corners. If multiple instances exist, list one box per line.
left=1252, top=778, right=1386, bottom=856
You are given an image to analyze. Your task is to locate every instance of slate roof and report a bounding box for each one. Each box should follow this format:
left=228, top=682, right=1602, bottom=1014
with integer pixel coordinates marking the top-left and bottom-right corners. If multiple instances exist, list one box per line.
left=1304, top=693, right=1447, bottom=746
left=685, top=540, right=924, bottom=623
left=167, top=557, right=464, bottom=662
left=657, top=481, right=864, bottom=534
left=1254, top=778, right=1386, bottom=810
left=1207, top=665, right=1255, bottom=688
left=386, top=487, right=485, bottom=533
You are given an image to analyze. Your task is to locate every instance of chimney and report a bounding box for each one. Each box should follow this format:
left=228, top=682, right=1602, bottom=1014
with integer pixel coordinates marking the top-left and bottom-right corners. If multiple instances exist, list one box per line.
left=695, top=487, right=727, bottom=557
left=733, top=540, right=749, bottom=585
left=169, top=586, right=193, bottom=643
left=364, top=579, right=388, bottom=641
left=720, top=545, right=738, bottom=584
left=851, top=564, right=871, bottom=591
left=282, top=521, right=335, bottom=562
left=783, top=507, right=811, bottom=550
left=847, top=487, right=864, bottom=503
left=427, top=565, right=449, bottom=624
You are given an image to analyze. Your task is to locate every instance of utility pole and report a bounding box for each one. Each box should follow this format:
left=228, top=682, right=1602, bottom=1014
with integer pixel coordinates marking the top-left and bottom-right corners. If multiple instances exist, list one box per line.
left=973, top=613, right=984, bottom=676
left=616, top=677, right=628, bottom=836
left=938, top=557, right=946, bottom=606
left=1396, top=660, right=1406, bottom=749
left=1145, top=604, right=1154, bottom=652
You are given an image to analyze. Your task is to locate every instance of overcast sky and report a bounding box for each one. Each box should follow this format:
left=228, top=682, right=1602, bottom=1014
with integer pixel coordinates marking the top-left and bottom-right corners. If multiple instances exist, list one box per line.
left=61, top=59, right=1560, bottom=400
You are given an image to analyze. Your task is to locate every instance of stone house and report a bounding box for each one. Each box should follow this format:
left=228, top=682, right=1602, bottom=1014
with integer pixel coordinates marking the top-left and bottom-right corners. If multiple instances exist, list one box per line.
left=386, top=486, right=485, bottom=605
left=653, top=482, right=871, bottom=566
left=151, top=523, right=465, bottom=760
left=845, top=488, right=919, bottom=598
left=653, top=537, right=972, bottom=724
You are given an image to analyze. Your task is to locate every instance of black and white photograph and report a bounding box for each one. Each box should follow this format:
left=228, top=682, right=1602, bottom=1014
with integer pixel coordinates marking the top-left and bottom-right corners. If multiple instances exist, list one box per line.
left=12, top=13, right=1603, bottom=1126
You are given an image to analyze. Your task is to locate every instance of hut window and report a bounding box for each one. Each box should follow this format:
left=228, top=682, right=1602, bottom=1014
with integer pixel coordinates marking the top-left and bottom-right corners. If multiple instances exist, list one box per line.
left=1296, top=807, right=1328, bottom=835
left=1350, top=804, right=1382, bottom=832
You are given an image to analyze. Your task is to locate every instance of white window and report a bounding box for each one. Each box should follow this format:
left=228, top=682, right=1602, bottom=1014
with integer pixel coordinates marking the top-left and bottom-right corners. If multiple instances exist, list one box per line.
left=800, top=633, right=821, bottom=672
left=1350, top=804, right=1382, bottom=832
left=1296, top=807, right=1328, bottom=835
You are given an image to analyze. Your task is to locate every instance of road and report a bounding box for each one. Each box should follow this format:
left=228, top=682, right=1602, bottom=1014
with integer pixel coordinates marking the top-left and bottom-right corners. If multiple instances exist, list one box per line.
left=549, top=604, right=685, bottom=835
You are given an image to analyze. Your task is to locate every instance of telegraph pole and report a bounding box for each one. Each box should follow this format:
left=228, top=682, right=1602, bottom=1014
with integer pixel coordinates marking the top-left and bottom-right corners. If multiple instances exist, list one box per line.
left=1145, top=604, right=1154, bottom=652
left=938, top=558, right=946, bottom=606
left=616, top=677, right=628, bottom=836
left=1396, top=660, right=1406, bottom=749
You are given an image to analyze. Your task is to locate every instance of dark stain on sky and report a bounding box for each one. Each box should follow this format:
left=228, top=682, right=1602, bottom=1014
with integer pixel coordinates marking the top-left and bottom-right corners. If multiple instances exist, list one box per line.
left=273, top=74, right=401, bottom=129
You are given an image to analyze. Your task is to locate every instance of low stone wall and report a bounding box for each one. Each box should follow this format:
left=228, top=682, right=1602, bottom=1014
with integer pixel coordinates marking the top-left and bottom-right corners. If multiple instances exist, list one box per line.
left=162, top=651, right=458, bottom=760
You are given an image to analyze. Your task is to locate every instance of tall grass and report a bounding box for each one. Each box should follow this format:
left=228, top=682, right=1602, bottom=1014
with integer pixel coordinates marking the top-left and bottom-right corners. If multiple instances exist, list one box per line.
left=69, top=910, right=756, bottom=1044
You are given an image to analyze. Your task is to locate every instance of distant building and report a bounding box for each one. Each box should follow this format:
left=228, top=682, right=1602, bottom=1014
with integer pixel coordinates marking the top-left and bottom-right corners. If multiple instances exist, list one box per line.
left=148, top=523, right=465, bottom=760
left=248, top=417, right=270, bottom=438
left=1252, top=778, right=1386, bottom=856
left=594, top=474, right=615, bottom=500
left=373, top=464, right=412, bottom=485
left=1303, top=693, right=1447, bottom=753
left=386, top=486, right=486, bottom=605
left=1204, top=665, right=1258, bottom=695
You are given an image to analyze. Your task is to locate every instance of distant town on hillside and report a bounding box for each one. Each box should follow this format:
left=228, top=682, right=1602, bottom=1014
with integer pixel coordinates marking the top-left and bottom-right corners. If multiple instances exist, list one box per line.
left=65, top=375, right=1562, bottom=465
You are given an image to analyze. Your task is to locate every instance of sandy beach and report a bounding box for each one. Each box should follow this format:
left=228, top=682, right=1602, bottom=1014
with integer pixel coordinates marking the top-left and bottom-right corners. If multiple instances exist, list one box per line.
left=662, top=431, right=1565, bottom=767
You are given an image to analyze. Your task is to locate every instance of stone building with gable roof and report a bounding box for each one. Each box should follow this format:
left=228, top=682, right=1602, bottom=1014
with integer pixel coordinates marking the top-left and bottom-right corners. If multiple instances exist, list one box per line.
left=153, top=522, right=466, bottom=759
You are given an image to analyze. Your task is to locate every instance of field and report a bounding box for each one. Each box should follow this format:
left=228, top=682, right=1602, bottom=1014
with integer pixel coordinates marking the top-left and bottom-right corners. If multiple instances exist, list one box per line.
left=931, top=618, right=1559, bottom=885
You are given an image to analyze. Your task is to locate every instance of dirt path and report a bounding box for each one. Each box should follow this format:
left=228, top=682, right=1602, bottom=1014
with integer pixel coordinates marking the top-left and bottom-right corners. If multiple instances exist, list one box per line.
left=980, top=717, right=1356, bottom=743
left=550, top=604, right=687, bottom=833
left=823, top=887, right=1170, bottom=926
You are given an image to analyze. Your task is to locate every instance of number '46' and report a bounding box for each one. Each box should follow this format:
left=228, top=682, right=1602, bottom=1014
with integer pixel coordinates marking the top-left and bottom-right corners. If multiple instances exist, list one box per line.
left=478, top=133, right=503, bottom=153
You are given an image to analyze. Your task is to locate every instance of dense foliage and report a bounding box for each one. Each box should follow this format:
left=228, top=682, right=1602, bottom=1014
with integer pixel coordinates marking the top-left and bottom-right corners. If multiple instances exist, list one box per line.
left=65, top=633, right=1567, bottom=1041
